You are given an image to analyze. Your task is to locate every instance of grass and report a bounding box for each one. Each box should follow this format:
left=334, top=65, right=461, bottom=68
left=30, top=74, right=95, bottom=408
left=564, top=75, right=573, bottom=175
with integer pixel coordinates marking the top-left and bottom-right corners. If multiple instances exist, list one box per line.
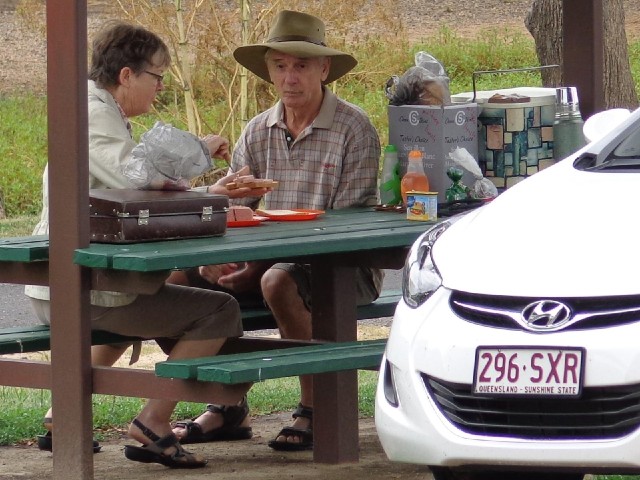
left=0, top=26, right=548, bottom=219
left=0, top=368, right=378, bottom=445
left=0, top=215, right=37, bottom=237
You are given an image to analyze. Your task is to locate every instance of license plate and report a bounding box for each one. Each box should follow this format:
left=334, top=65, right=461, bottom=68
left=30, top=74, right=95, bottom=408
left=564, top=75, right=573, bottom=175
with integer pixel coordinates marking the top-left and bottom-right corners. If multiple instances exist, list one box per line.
left=473, top=346, right=584, bottom=396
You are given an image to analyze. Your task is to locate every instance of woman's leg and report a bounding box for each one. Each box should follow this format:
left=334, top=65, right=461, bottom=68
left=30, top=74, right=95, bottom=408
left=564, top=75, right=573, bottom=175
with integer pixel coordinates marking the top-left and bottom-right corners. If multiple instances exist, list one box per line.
left=127, top=337, right=226, bottom=461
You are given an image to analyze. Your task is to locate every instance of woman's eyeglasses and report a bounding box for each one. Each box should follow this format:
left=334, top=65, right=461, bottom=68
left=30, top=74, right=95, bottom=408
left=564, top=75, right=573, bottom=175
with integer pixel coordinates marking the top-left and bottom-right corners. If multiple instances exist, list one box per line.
left=144, top=70, right=164, bottom=85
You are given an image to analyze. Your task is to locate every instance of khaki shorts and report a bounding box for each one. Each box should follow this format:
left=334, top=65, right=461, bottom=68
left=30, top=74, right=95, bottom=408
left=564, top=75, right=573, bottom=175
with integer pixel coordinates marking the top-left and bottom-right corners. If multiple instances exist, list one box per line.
left=30, top=284, right=243, bottom=341
left=182, top=264, right=384, bottom=312
left=270, top=263, right=383, bottom=311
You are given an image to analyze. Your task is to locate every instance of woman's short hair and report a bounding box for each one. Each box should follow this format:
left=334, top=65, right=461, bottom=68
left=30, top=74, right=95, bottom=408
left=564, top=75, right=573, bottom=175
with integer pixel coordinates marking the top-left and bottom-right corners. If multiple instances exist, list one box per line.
left=89, top=21, right=171, bottom=88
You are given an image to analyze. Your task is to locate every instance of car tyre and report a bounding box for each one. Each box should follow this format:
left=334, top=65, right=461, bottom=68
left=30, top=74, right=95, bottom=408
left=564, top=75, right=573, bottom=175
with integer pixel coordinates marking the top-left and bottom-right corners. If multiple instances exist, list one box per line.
left=429, top=467, right=584, bottom=480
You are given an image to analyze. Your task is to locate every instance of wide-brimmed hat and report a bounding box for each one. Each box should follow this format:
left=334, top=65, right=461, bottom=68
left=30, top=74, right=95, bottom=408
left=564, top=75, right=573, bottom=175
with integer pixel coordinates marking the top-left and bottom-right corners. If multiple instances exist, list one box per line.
left=233, top=10, right=357, bottom=85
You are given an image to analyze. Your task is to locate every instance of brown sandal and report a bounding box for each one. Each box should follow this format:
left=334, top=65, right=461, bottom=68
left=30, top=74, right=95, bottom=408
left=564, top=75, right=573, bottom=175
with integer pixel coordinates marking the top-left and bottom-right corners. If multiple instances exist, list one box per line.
left=36, top=417, right=102, bottom=453
left=124, top=418, right=207, bottom=468
left=174, top=396, right=253, bottom=444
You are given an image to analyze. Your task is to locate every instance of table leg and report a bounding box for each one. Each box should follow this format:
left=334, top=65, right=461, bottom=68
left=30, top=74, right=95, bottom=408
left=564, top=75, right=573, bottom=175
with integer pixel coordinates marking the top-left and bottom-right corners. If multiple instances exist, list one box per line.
left=311, top=259, right=359, bottom=463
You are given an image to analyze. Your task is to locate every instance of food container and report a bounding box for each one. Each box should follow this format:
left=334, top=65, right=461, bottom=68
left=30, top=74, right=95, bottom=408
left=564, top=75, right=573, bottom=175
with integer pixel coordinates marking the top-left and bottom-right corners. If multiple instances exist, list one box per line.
left=406, top=191, right=438, bottom=221
left=452, top=86, right=557, bottom=192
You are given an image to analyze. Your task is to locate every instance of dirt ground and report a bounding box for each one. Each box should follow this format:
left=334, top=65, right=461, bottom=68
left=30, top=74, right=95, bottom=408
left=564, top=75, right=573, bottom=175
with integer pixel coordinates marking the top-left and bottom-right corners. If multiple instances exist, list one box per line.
left=0, top=333, right=425, bottom=480
left=0, top=335, right=425, bottom=479
left=0, top=414, right=430, bottom=480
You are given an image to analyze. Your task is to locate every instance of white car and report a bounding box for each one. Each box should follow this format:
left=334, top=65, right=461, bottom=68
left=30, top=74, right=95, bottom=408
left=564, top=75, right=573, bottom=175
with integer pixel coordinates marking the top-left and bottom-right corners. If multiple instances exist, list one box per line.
left=375, top=107, right=640, bottom=480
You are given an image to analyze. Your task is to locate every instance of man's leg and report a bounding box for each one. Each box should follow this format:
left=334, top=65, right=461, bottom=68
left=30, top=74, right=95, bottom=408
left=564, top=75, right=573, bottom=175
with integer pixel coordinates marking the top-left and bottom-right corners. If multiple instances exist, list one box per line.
left=260, top=264, right=382, bottom=450
left=261, top=268, right=314, bottom=447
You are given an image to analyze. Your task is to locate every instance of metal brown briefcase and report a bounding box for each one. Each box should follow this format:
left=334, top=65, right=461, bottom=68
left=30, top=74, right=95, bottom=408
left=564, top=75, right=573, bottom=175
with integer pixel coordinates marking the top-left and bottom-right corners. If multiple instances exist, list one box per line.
left=89, top=189, right=228, bottom=243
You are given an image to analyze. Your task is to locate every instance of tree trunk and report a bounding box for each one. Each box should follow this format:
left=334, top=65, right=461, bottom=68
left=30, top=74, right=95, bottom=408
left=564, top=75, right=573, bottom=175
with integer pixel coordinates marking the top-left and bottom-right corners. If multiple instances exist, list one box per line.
left=525, top=0, right=562, bottom=87
left=526, top=0, right=638, bottom=109
left=603, top=0, right=638, bottom=108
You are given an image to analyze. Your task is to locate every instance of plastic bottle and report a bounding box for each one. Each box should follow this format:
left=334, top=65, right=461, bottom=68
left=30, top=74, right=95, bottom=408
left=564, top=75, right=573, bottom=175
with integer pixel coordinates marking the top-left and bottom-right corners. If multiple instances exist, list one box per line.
left=401, top=149, right=430, bottom=206
left=378, top=145, right=402, bottom=205
left=553, top=86, right=587, bottom=161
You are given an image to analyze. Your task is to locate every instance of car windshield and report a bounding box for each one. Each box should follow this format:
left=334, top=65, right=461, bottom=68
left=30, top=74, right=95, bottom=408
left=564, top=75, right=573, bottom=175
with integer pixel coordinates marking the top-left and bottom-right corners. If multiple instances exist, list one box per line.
left=576, top=122, right=640, bottom=171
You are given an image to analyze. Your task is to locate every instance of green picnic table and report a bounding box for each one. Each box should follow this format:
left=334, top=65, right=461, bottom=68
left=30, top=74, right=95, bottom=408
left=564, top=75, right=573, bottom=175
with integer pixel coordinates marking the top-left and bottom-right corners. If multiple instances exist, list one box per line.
left=0, top=207, right=431, bottom=467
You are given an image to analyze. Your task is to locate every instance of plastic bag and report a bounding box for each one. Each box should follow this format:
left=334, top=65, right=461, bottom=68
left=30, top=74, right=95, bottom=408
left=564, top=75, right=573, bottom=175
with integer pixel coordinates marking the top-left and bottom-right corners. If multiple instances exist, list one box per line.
left=445, top=167, right=469, bottom=202
left=448, top=147, right=498, bottom=199
left=385, top=51, right=451, bottom=106
left=122, top=121, right=212, bottom=190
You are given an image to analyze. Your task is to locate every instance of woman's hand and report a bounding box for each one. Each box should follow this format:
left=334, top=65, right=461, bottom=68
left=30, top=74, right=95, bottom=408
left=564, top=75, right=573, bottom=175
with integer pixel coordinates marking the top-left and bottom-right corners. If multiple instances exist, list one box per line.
left=202, top=134, right=230, bottom=162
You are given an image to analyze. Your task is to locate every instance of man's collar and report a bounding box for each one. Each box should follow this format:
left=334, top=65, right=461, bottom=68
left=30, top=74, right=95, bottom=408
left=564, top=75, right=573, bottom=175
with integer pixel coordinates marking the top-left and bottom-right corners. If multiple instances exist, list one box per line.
left=268, top=86, right=338, bottom=130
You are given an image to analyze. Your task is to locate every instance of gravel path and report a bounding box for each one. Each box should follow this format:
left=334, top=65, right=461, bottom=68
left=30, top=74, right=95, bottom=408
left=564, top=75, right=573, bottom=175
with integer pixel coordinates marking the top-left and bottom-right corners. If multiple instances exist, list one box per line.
left=5, top=1, right=640, bottom=95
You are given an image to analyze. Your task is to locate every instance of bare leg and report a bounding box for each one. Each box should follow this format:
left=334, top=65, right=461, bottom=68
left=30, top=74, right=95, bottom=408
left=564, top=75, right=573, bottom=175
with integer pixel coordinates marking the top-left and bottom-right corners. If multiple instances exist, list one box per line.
left=166, top=270, right=189, bottom=285
left=129, top=337, right=226, bottom=460
left=44, top=343, right=129, bottom=423
left=261, top=268, right=313, bottom=446
left=92, top=343, right=130, bottom=366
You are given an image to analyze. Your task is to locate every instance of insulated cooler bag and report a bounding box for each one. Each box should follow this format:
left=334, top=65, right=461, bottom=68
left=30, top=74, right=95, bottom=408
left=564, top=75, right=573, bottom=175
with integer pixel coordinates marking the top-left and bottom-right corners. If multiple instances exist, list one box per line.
left=89, top=189, right=228, bottom=243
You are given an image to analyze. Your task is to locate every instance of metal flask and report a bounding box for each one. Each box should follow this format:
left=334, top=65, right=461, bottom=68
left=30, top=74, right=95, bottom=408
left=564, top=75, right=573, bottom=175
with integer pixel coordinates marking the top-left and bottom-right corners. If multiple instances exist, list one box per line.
left=553, top=86, right=587, bottom=162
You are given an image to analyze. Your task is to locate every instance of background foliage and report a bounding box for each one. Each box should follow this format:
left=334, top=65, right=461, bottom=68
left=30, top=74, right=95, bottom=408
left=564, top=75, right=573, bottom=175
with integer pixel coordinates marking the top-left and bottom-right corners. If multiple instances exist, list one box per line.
left=1, top=0, right=575, bottom=220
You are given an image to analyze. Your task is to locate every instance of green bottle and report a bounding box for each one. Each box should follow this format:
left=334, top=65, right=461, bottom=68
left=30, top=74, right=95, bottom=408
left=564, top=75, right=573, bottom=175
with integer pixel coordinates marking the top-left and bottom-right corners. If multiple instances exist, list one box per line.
left=379, top=145, right=402, bottom=205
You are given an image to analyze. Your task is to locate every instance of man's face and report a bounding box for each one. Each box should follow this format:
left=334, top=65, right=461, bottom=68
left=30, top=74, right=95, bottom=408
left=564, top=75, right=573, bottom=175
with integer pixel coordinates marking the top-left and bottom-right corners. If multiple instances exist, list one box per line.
left=266, top=51, right=330, bottom=109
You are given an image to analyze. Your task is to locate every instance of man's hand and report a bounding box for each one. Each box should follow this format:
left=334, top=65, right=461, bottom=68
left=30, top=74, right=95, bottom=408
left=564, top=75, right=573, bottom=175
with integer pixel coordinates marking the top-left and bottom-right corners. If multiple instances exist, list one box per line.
left=217, top=261, right=270, bottom=293
left=198, top=263, right=239, bottom=285
left=208, top=166, right=271, bottom=199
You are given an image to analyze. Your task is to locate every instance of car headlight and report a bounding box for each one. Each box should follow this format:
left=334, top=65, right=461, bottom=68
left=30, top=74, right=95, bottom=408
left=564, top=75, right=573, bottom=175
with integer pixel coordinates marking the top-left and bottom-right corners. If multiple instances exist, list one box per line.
left=402, top=220, right=453, bottom=308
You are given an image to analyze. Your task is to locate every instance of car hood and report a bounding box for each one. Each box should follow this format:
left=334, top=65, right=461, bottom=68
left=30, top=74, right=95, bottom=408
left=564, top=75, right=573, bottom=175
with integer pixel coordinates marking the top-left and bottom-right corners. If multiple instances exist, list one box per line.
left=433, top=158, right=640, bottom=297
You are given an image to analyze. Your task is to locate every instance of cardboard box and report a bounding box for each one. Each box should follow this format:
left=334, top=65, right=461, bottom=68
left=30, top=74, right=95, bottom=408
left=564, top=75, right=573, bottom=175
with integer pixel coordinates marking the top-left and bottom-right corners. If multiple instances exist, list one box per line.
left=388, top=103, right=478, bottom=203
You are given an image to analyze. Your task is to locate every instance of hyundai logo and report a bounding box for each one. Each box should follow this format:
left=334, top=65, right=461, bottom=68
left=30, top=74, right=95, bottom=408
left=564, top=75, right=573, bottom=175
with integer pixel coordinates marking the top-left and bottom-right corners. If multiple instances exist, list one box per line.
left=521, top=300, right=572, bottom=331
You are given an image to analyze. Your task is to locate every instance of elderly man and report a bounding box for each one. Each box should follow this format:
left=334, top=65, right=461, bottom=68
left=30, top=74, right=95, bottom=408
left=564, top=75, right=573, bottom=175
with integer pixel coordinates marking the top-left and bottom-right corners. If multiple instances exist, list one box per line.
left=172, top=10, right=383, bottom=451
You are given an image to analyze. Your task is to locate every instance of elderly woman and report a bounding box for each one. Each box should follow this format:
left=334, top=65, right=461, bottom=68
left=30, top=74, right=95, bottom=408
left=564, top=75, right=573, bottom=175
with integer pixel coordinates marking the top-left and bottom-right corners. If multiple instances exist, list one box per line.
left=25, top=22, right=260, bottom=468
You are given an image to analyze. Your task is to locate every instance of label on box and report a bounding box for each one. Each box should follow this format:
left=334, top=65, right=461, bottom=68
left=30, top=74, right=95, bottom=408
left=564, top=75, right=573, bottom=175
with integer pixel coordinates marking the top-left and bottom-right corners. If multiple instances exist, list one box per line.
left=388, top=104, right=479, bottom=203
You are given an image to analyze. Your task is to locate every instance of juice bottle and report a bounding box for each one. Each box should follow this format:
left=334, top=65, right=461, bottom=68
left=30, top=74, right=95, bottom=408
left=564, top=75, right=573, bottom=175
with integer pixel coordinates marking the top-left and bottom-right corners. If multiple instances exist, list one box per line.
left=401, top=149, right=430, bottom=206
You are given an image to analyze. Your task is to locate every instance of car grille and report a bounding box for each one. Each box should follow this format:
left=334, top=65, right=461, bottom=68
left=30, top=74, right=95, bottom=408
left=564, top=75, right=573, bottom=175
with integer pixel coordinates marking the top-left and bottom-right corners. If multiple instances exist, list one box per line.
left=449, top=291, right=640, bottom=331
left=423, top=376, right=640, bottom=439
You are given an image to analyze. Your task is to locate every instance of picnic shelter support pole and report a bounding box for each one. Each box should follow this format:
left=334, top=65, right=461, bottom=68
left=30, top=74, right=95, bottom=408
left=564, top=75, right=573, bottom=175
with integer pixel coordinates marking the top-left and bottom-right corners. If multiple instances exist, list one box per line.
left=562, top=0, right=604, bottom=119
left=46, top=1, right=93, bottom=479
left=311, top=260, right=359, bottom=463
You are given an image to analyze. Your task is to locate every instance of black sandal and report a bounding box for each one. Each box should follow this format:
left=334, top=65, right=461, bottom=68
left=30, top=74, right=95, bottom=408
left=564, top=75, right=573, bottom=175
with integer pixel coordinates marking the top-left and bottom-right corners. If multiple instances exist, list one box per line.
left=124, top=418, right=207, bottom=469
left=36, top=417, right=102, bottom=453
left=268, top=403, right=313, bottom=451
left=174, top=396, right=253, bottom=444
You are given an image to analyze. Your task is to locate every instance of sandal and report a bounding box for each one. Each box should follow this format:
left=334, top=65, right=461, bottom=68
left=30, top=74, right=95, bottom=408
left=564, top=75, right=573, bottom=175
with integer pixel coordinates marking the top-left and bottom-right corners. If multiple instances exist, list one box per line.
left=124, top=418, right=207, bottom=469
left=268, top=403, right=313, bottom=451
left=174, top=396, right=253, bottom=444
left=36, top=417, right=102, bottom=453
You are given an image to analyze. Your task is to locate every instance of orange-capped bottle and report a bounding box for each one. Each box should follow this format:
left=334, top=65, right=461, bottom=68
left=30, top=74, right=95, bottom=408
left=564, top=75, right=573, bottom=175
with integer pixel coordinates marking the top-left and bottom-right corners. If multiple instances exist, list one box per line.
left=401, top=149, right=430, bottom=205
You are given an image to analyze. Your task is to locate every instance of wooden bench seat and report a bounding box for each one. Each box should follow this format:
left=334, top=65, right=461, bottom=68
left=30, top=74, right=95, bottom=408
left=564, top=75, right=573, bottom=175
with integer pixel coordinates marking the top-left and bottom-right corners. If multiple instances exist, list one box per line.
left=156, top=338, right=387, bottom=384
left=0, top=290, right=400, bottom=355
left=0, top=324, right=141, bottom=355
